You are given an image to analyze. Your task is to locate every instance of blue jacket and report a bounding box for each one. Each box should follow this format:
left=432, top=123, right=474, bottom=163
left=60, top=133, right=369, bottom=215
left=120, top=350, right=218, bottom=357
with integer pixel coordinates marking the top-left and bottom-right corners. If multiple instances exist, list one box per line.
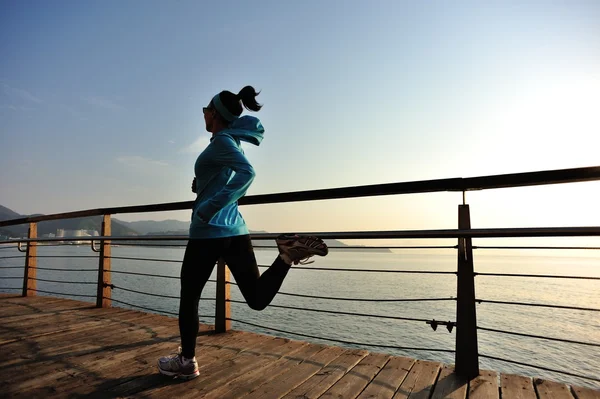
left=189, top=116, right=264, bottom=239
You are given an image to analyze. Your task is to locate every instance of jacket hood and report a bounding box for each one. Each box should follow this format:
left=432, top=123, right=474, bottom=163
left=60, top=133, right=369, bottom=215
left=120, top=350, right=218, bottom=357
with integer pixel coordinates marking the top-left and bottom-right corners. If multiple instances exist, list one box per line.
left=215, top=115, right=264, bottom=146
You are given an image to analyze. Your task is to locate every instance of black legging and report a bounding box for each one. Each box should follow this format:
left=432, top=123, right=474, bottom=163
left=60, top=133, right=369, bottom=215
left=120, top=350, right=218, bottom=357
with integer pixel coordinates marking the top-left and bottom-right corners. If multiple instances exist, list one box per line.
left=179, top=235, right=290, bottom=358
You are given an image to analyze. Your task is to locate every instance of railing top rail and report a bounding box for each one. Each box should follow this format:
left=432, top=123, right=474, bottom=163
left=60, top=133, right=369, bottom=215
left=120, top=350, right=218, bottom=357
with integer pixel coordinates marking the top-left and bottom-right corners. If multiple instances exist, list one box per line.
left=2, top=226, right=600, bottom=245
left=1, top=165, right=599, bottom=227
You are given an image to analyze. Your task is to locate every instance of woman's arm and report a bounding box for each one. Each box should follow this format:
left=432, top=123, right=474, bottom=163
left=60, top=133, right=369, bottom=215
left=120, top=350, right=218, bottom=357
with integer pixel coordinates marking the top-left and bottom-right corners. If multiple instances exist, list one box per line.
left=194, top=135, right=255, bottom=221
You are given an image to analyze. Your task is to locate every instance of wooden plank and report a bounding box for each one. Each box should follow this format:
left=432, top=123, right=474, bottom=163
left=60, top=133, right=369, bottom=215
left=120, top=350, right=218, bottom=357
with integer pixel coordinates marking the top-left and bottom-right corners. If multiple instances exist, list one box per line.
left=534, top=379, right=575, bottom=399
left=27, top=329, right=237, bottom=397
left=572, top=385, right=600, bottom=399
left=179, top=337, right=311, bottom=398
left=357, top=356, right=416, bottom=399
left=1, top=313, right=181, bottom=394
left=24, top=332, right=199, bottom=397
left=0, top=309, right=136, bottom=343
left=0, top=297, right=73, bottom=316
left=109, top=333, right=282, bottom=397
left=0, top=310, right=163, bottom=352
left=0, top=312, right=177, bottom=380
left=0, top=321, right=175, bottom=388
left=201, top=341, right=318, bottom=399
left=431, top=365, right=468, bottom=399
left=320, top=352, right=391, bottom=399
left=243, top=345, right=347, bottom=399
left=0, top=304, right=128, bottom=327
left=501, top=373, right=537, bottom=399
left=114, top=334, right=285, bottom=397
left=393, top=359, right=442, bottom=399
left=469, top=370, right=499, bottom=399
left=282, top=349, right=369, bottom=399
left=8, top=334, right=179, bottom=398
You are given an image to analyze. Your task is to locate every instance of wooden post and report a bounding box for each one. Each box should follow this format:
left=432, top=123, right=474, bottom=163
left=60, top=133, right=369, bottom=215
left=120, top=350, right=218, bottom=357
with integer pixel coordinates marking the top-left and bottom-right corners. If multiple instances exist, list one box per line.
left=96, top=215, right=111, bottom=308
left=215, top=258, right=231, bottom=332
left=22, top=223, right=37, bottom=297
left=455, top=204, right=479, bottom=378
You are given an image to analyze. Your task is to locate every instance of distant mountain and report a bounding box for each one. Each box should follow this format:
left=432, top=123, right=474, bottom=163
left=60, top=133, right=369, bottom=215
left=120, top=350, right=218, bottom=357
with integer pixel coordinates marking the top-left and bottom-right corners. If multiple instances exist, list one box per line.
left=0, top=205, right=138, bottom=238
left=0, top=205, right=21, bottom=221
left=1, top=205, right=390, bottom=252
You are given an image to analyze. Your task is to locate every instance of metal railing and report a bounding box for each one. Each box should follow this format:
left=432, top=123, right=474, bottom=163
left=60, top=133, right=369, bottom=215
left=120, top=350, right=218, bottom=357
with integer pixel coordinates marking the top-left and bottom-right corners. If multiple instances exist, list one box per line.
left=1, top=165, right=599, bottom=384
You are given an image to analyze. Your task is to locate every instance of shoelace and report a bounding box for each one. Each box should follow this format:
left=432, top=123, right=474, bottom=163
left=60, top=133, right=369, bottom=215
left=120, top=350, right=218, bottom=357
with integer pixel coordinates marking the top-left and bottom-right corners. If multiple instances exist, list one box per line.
left=296, top=256, right=315, bottom=265
left=295, top=238, right=327, bottom=265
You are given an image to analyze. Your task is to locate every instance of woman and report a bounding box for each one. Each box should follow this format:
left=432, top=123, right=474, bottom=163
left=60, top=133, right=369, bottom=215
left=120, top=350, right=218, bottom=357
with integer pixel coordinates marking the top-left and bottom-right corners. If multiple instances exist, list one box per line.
left=158, top=86, right=328, bottom=379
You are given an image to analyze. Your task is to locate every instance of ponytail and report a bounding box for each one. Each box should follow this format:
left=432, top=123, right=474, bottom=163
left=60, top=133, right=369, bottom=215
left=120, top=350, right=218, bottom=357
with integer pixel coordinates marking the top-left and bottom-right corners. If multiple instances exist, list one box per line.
left=237, top=86, right=262, bottom=112
left=212, top=86, right=262, bottom=122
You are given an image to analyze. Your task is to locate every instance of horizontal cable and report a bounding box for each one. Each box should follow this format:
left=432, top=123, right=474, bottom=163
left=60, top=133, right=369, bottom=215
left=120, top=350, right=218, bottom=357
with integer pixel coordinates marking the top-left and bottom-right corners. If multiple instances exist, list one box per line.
left=258, top=265, right=456, bottom=274
left=227, top=284, right=455, bottom=303
left=0, top=246, right=17, bottom=250
left=113, top=243, right=186, bottom=248
left=33, top=255, right=98, bottom=259
left=253, top=245, right=458, bottom=250
left=228, top=299, right=433, bottom=323
left=1, top=277, right=22, bottom=279
left=107, top=255, right=182, bottom=263
left=477, top=326, right=600, bottom=347
left=0, top=287, right=20, bottom=290
left=36, top=267, right=97, bottom=272
left=108, top=269, right=179, bottom=279
left=32, top=243, right=75, bottom=247
left=31, top=277, right=96, bottom=285
left=0, top=266, right=23, bottom=269
left=33, top=288, right=96, bottom=299
left=475, top=272, right=600, bottom=280
left=229, top=318, right=455, bottom=353
left=107, top=269, right=217, bottom=284
left=107, top=297, right=180, bottom=316
left=477, top=299, right=600, bottom=312
left=111, top=284, right=205, bottom=300
left=0, top=256, right=24, bottom=259
left=107, top=297, right=213, bottom=319
left=479, top=354, right=600, bottom=383
left=474, top=245, right=600, bottom=250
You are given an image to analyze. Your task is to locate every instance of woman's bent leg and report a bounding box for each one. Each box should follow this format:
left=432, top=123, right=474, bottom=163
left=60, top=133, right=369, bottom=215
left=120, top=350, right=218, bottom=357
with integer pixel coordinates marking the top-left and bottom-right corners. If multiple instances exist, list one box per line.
left=224, top=235, right=291, bottom=311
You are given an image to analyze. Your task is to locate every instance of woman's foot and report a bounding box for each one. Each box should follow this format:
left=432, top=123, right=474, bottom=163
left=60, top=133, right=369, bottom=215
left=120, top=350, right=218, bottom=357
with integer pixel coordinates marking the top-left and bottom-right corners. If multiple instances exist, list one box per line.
left=158, top=347, right=199, bottom=380
left=276, top=234, right=328, bottom=265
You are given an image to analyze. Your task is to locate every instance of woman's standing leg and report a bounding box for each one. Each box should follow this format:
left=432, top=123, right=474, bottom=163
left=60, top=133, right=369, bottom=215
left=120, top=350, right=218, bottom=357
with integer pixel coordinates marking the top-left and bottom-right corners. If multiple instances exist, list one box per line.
left=179, top=238, right=221, bottom=358
left=158, top=238, right=222, bottom=379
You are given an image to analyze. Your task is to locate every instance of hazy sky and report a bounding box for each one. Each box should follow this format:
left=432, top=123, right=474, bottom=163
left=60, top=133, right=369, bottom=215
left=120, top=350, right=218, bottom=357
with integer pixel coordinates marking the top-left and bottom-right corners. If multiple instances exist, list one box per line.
left=1, top=0, right=599, bottom=239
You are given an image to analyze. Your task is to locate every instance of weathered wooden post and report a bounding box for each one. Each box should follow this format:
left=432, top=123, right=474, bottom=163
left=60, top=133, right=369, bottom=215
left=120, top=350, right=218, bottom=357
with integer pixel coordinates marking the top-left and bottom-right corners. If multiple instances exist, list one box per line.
left=215, top=258, right=231, bottom=333
left=96, top=215, right=112, bottom=308
left=22, top=223, right=37, bottom=297
left=455, top=202, right=480, bottom=378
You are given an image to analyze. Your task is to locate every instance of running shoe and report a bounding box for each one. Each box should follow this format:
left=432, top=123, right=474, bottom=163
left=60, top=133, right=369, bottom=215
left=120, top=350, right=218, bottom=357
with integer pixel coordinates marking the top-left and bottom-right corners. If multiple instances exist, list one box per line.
left=158, top=347, right=199, bottom=380
left=276, top=234, right=329, bottom=265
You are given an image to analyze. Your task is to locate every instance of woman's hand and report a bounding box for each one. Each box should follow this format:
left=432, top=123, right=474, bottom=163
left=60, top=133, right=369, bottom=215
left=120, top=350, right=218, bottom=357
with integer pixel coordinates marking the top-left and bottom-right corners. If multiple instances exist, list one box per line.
left=191, top=177, right=197, bottom=193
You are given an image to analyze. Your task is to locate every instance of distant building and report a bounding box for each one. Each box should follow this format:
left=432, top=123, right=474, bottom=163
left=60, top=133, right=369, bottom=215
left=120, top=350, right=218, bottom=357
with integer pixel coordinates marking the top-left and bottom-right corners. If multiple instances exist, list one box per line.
left=56, top=229, right=99, bottom=244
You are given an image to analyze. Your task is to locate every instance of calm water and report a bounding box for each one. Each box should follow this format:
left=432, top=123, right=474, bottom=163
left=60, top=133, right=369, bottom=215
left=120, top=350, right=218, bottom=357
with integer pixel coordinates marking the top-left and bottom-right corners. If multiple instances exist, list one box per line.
left=1, top=244, right=599, bottom=389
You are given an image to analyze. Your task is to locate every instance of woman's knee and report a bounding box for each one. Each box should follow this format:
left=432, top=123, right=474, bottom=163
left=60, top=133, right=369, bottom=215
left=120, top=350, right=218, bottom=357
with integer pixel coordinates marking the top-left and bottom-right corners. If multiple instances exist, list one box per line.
left=246, top=297, right=267, bottom=311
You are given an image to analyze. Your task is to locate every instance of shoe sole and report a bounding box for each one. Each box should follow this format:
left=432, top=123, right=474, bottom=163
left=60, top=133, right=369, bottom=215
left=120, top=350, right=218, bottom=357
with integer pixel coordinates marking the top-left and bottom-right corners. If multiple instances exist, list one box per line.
left=277, top=235, right=329, bottom=256
left=157, top=362, right=200, bottom=380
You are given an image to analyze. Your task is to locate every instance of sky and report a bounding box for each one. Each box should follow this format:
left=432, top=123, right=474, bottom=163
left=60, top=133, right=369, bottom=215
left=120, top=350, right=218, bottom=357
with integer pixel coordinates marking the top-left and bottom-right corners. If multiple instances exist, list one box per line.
left=1, top=0, right=599, bottom=244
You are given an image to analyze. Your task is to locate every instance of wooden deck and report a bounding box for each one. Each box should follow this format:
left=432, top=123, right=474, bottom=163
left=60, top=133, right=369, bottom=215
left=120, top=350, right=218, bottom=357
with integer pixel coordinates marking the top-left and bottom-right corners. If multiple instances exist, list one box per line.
left=0, top=295, right=598, bottom=399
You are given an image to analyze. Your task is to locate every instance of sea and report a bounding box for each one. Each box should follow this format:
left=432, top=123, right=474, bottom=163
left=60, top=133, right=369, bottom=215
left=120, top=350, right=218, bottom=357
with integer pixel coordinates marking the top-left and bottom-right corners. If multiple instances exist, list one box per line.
left=1, top=243, right=599, bottom=389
